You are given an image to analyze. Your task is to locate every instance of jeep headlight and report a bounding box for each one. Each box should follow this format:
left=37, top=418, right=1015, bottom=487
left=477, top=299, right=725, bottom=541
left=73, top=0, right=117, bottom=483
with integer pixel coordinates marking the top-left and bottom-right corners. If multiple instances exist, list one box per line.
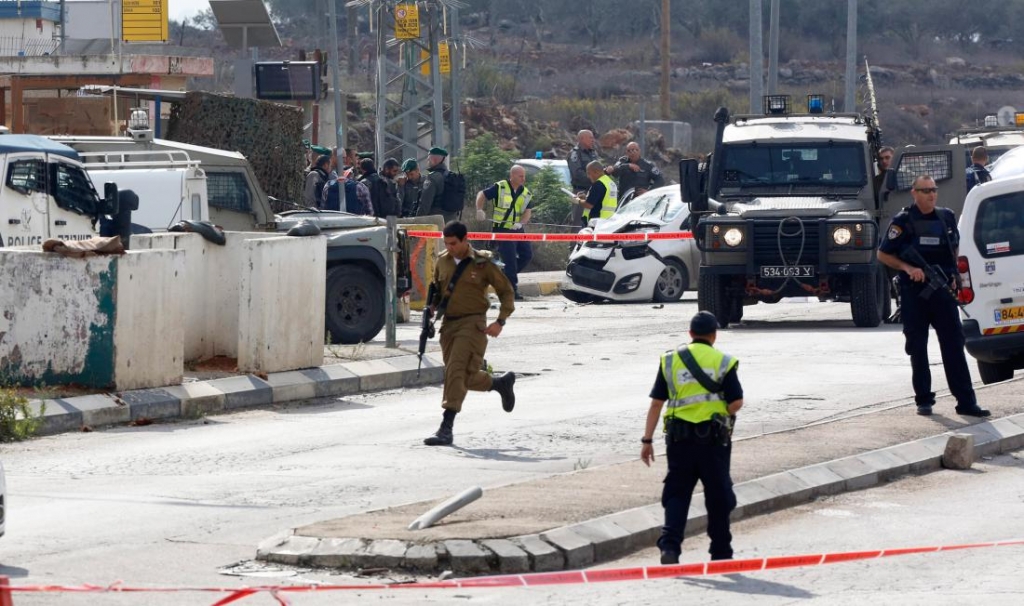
left=832, top=226, right=852, bottom=246
left=723, top=228, right=744, bottom=247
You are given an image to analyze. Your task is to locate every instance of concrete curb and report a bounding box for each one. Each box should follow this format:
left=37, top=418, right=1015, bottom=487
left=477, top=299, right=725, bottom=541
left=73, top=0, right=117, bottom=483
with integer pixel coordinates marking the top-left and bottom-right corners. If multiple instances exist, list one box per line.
left=257, top=413, right=1024, bottom=575
left=24, top=354, right=446, bottom=437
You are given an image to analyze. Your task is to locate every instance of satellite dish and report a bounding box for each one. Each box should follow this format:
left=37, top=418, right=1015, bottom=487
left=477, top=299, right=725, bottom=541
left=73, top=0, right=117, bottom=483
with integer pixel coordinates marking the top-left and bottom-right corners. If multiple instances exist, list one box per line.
left=997, top=106, right=1017, bottom=127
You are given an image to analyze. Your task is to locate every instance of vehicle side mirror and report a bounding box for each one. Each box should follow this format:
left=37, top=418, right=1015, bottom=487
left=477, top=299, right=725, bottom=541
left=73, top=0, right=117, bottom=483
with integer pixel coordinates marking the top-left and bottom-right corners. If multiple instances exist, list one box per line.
left=679, top=159, right=706, bottom=212
left=102, top=182, right=119, bottom=216
left=884, top=168, right=897, bottom=192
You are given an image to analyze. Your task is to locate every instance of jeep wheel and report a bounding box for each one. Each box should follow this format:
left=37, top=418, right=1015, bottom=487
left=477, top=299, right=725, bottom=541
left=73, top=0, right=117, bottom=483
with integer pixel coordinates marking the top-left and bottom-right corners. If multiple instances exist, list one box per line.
left=978, top=360, right=1014, bottom=385
left=850, top=266, right=885, bottom=328
left=698, top=272, right=730, bottom=329
left=653, top=259, right=688, bottom=303
left=325, top=265, right=386, bottom=344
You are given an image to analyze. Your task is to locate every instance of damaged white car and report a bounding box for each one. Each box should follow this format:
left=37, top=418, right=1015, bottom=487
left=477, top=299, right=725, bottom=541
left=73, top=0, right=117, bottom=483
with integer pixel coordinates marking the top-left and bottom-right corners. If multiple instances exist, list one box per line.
left=562, top=185, right=699, bottom=303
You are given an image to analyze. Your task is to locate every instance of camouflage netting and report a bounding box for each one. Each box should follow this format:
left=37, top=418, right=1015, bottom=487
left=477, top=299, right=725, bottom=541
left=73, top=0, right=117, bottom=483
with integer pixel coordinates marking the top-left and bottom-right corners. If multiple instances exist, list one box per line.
left=166, top=92, right=305, bottom=210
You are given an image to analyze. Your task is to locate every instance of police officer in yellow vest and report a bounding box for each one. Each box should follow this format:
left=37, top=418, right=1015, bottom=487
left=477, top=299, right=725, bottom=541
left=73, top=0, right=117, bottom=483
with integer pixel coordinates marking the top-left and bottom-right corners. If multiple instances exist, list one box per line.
left=641, top=311, right=744, bottom=564
left=575, top=160, right=618, bottom=225
left=475, top=164, right=533, bottom=300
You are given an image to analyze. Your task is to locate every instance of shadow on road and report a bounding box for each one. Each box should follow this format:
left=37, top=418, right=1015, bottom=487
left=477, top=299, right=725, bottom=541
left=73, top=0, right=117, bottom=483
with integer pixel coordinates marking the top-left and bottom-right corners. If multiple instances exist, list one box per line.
left=450, top=445, right=567, bottom=464
left=680, top=572, right=816, bottom=598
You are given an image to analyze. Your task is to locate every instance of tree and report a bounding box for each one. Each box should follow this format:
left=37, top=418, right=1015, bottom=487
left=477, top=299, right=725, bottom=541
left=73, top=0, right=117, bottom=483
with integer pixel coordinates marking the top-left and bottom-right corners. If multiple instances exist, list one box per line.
left=459, top=134, right=516, bottom=201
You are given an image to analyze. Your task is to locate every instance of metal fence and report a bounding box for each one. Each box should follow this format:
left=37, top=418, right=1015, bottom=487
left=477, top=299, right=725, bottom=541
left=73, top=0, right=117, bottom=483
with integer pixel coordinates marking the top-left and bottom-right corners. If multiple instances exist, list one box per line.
left=0, top=36, right=60, bottom=57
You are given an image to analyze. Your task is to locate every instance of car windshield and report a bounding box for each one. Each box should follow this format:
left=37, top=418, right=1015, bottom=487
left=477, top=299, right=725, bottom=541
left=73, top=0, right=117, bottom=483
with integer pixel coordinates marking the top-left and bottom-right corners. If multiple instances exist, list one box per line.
left=719, top=143, right=867, bottom=189
left=615, top=190, right=684, bottom=222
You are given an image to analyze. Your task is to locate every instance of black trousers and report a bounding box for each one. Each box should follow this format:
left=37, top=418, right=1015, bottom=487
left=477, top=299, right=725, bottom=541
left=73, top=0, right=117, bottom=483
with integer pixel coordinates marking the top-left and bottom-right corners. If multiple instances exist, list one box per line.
left=658, top=432, right=736, bottom=560
left=899, top=282, right=976, bottom=407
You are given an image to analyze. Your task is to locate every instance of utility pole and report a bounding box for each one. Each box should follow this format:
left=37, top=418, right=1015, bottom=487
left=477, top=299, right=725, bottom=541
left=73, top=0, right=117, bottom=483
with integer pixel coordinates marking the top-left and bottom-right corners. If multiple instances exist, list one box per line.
left=767, top=0, right=780, bottom=94
left=845, top=0, right=858, bottom=112
left=660, top=0, right=670, bottom=119
left=749, top=0, right=763, bottom=112
left=329, top=0, right=344, bottom=152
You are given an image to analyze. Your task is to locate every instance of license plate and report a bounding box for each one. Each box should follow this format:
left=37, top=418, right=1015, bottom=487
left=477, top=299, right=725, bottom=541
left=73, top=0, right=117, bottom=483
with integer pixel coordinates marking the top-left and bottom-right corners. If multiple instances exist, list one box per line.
left=995, top=306, right=1024, bottom=323
left=760, top=265, right=815, bottom=278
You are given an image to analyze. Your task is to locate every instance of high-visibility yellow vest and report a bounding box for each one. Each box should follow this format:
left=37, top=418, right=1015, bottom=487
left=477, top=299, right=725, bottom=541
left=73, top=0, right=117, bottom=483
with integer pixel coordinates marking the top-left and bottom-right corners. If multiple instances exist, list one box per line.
left=660, top=342, right=736, bottom=428
left=492, top=180, right=531, bottom=229
left=584, top=174, right=618, bottom=221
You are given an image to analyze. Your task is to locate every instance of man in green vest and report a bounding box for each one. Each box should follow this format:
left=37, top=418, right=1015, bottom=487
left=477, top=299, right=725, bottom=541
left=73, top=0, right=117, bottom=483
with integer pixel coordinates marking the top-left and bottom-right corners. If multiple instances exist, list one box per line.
left=575, top=160, right=618, bottom=225
left=641, top=311, right=744, bottom=564
left=474, top=164, right=533, bottom=300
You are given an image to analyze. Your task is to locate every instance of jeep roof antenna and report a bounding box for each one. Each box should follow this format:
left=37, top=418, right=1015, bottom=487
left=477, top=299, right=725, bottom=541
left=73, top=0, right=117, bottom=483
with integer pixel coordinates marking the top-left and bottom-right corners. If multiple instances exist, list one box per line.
left=864, top=56, right=882, bottom=151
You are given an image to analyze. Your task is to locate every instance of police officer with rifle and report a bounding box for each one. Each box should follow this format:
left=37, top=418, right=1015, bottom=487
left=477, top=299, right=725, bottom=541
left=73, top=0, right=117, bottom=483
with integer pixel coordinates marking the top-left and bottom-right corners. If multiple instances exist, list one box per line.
left=877, top=175, right=990, bottom=418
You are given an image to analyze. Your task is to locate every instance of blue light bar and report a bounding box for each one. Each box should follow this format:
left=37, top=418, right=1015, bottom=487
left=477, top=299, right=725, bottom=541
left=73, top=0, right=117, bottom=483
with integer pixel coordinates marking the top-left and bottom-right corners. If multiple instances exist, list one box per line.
left=807, top=94, right=825, bottom=114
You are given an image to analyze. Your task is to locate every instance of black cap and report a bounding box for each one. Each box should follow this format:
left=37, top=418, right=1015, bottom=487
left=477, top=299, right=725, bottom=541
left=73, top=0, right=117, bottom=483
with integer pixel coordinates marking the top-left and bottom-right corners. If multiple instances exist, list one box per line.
left=690, top=311, right=719, bottom=335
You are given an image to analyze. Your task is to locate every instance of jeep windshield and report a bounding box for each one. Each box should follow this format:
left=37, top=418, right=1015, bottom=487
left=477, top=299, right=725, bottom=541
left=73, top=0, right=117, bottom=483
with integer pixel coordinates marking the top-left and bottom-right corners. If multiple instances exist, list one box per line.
left=718, top=143, right=867, bottom=192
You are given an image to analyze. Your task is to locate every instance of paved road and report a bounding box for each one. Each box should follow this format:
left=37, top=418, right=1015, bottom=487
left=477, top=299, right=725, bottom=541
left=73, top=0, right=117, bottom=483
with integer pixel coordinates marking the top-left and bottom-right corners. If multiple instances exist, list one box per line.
left=0, top=294, right=992, bottom=604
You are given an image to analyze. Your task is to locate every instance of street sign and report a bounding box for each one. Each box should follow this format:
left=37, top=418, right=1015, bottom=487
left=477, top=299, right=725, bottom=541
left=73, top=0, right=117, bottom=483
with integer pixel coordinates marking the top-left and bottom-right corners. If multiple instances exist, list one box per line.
left=122, top=0, right=168, bottom=42
left=394, top=3, right=420, bottom=40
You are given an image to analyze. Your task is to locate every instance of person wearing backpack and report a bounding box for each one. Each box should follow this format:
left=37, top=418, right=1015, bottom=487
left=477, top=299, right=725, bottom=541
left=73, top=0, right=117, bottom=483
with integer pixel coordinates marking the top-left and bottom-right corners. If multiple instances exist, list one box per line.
left=416, top=147, right=461, bottom=223
left=474, top=164, right=533, bottom=300
left=304, top=154, right=331, bottom=208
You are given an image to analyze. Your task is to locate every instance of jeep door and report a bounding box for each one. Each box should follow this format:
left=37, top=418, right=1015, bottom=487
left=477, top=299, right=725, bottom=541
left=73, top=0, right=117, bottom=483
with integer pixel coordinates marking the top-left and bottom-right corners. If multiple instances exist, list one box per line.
left=880, top=145, right=968, bottom=228
left=2, top=154, right=49, bottom=247
left=48, top=158, right=100, bottom=242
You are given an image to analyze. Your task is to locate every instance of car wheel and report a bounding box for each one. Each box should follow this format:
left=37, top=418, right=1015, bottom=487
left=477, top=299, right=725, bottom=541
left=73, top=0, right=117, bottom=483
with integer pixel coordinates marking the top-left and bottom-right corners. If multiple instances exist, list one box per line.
left=562, top=289, right=600, bottom=304
left=653, top=259, right=688, bottom=302
left=698, top=272, right=730, bottom=329
left=978, top=360, right=1014, bottom=385
left=325, top=264, right=386, bottom=344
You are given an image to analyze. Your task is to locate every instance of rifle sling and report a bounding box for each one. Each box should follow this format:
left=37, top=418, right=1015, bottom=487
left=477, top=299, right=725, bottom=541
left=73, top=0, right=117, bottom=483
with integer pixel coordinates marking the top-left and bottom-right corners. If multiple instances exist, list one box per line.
left=678, top=347, right=723, bottom=395
left=436, top=258, right=472, bottom=318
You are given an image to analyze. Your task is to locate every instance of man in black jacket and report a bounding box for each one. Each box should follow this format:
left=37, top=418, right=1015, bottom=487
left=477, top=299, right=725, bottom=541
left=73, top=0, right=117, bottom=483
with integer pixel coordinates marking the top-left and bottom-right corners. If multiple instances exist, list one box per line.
left=607, top=141, right=665, bottom=200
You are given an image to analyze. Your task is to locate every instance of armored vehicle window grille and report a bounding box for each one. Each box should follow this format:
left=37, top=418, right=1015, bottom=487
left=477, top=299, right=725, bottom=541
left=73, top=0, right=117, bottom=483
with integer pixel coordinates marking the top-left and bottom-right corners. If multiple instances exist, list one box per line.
left=974, top=192, right=1024, bottom=259
left=752, top=220, right=821, bottom=266
left=6, top=159, right=46, bottom=194
left=895, top=151, right=953, bottom=191
left=51, top=162, right=98, bottom=216
left=207, top=172, right=252, bottom=213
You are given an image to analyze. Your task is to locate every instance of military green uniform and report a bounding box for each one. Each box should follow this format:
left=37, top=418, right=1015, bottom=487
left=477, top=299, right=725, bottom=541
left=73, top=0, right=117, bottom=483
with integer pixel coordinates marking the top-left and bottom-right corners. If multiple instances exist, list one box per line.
left=431, top=245, right=515, bottom=412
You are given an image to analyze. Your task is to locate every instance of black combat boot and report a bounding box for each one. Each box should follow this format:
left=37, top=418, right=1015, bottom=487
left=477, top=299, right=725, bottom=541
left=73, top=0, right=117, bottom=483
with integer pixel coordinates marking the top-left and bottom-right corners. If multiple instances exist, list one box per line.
left=490, top=372, right=516, bottom=412
left=424, top=410, right=456, bottom=446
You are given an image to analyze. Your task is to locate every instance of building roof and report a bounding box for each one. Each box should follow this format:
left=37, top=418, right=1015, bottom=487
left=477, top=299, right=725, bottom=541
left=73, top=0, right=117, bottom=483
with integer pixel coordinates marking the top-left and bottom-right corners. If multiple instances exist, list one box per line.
left=0, top=134, right=80, bottom=160
left=0, top=1, right=61, bottom=22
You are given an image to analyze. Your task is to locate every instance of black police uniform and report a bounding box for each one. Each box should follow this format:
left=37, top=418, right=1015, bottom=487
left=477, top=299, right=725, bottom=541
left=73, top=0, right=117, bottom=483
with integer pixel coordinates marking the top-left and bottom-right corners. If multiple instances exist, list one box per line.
left=611, top=156, right=665, bottom=196
left=878, top=205, right=978, bottom=411
left=649, top=344, right=742, bottom=561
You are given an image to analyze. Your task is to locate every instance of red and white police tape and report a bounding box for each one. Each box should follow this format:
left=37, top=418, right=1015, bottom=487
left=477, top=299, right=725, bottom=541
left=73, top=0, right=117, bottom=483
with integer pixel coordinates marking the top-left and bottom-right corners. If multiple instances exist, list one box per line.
left=2, top=538, right=1022, bottom=604
left=405, top=229, right=694, bottom=242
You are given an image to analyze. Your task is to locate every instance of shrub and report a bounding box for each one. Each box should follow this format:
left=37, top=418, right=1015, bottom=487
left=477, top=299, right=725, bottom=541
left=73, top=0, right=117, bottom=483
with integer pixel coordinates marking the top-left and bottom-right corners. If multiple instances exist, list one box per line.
left=0, top=386, right=44, bottom=442
left=459, top=133, right=517, bottom=203
left=528, top=167, right=574, bottom=228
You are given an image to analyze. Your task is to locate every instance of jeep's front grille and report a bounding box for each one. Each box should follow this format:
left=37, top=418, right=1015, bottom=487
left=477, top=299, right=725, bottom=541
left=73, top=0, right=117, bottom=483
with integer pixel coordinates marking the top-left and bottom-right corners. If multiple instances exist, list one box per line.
left=752, top=219, right=821, bottom=266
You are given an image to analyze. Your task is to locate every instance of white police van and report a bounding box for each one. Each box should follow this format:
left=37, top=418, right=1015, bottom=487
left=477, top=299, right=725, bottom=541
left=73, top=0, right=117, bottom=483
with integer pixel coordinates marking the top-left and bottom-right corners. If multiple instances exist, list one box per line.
left=956, top=148, right=1024, bottom=383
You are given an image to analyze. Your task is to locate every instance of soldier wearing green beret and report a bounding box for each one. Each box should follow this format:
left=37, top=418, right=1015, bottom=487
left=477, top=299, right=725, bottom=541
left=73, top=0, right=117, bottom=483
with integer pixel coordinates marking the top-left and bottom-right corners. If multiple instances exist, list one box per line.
left=398, top=158, right=423, bottom=217
left=416, top=147, right=458, bottom=223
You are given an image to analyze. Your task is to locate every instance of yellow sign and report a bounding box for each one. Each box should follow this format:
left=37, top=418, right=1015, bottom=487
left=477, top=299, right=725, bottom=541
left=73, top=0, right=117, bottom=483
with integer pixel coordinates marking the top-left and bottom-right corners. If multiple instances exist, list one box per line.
left=438, top=42, right=450, bottom=74
left=394, top=3, right=420, bottom=40
left=122, top=0, right=168, bottom=42
left=420, top=49, right=429, bottom=76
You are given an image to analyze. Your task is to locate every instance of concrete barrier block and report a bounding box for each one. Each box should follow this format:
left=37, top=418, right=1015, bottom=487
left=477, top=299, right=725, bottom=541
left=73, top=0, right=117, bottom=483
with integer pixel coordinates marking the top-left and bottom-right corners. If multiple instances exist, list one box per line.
left=264, top=370, right=318, bottom=402
left=942, top=434, right=974, bottom=470
left=404, top=543, right=439, bottom=571
left=304, top=538, right=367, bottom=568
left=480, top=539, right=530, bottom=574
left=259, top=535, right=321, bottom=565
left=540, top=527, right=594, bottom=569
left=880, top=441, right=943, bottom=474
left=387, top=354, right=434, bottom=386
left=825, top=457, right=878, bottom=491
left=165, top=382, right=225, bottom=418
left=237, top=236, right=326, bottom=374
left=602, top=505, right=662, bottom=548
left=206, top=375, right=273, bottom=410
left=568, top=519, right=633, bottom=561
left=307, top=364, right=360, bottom=398
left=363, top=539, right=408, bottom=569
left=789, top=464, right=846, bottom=496
left=347, top=359, right=405, bottom=392
left=118, top=388, right=182, bottom=421
left=68, top=393, right=129, bottom=428
left=958, top=423, right=1001, bottom=457
left=443, top=540, right=493, bottom=575
left=29, top=398, right=83, bottom=435
left=510, top=534, right=564, bottom=572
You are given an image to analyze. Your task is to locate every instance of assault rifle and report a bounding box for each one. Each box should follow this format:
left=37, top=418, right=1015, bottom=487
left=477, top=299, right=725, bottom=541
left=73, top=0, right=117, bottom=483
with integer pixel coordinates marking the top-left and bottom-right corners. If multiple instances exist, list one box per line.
left=900, top=246, right=971, bottom=318
left=417, top=283, right=439, bottom=377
